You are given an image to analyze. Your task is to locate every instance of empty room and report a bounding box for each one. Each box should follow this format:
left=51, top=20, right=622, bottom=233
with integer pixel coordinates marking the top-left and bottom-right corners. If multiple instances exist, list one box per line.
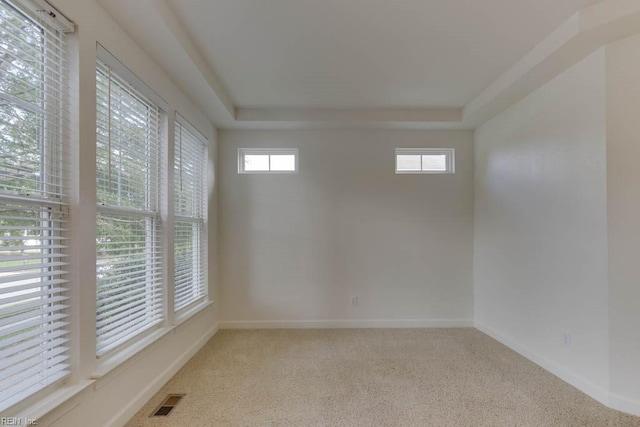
left=1, top=0, right=640, bottom=426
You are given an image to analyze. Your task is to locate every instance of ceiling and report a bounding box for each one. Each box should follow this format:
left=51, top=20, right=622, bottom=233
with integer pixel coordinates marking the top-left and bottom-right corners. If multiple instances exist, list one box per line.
left=96, top=0, right=602, bottom=129
left=165, top=0, right=592, bottom=109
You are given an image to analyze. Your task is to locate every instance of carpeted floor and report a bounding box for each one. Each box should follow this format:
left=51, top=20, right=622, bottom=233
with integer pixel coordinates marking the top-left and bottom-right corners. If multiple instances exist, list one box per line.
left=125, top=329, right=640, bottom=426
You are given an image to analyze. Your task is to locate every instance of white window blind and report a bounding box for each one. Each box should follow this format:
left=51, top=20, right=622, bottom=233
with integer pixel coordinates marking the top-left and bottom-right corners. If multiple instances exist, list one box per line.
left=95, top=57, right=164, bottom=356
left=0, top=0, right=71, bottom=411
left=174, top=117, right=207, bottom=312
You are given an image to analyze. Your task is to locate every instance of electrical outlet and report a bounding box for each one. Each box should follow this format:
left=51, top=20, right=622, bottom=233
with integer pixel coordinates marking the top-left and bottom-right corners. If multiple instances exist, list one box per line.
left=563, top=333, right=572, bottom=345
left=351, top=296, right=358, bottom=307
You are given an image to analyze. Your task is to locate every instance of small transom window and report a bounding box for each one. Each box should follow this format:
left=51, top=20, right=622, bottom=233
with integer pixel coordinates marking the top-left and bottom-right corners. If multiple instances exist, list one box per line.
left=395, top=148, right=455, bottom=174
left=238, top=148, right=298, bottom=174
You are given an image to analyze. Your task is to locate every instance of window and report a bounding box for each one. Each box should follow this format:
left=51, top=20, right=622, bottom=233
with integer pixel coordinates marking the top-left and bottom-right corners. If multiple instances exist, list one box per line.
left=0, top=0, right=71, bottom=410
left=174, top=116, right=207, bottom=313
left=238, top=148, right=298, bottom=173
left=395, top=148, right=455, bottom=174
left=95, top=52, right=164, bottom=357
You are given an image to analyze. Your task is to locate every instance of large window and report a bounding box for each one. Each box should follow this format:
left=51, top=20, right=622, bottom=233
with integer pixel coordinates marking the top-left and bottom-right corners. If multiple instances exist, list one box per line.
left=95, top=54, right=164, bottom=357
left=0, top=0, right=71, bottom=410
left=173, top=117, right=207, bottom=313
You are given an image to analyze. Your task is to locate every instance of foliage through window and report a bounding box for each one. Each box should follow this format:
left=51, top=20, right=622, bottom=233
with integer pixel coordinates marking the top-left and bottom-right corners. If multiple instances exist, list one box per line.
left=0, top=0, right=71, bottom=411
left=95, top=55, right=164, bottom=356
left=174, top=118, right=207, bottom=312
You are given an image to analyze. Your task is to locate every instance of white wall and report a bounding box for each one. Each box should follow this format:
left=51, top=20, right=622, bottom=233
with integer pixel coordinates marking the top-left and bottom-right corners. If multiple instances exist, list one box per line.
left=218, top=130, right=473, bottom=327
left=19, top=0, right=220, bottom=425
left=606, top=33, right=640, bottom=415
left=473, top=50, right=610, bottom=401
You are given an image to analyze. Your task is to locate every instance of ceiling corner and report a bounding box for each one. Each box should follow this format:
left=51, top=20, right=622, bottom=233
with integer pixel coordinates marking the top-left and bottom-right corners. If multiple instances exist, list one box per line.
left=152, top=0, right=236, bottom=120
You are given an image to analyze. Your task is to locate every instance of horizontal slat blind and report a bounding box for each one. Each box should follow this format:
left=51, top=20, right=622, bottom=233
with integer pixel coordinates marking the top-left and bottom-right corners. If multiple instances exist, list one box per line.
left=0, top=205, right=70, bottom=410
left=174, top=220, right=205, bottom=311
left=0, top=0, right=70, bottom=201
left=96, top=58, right=164, bottom=356
left=96, top=61, right=162, bottom=210
left=174, top=120, right=206, bottom=218
left=174, top=119, right=206, bottom=312
left=0, top=0, right=70, bottom=411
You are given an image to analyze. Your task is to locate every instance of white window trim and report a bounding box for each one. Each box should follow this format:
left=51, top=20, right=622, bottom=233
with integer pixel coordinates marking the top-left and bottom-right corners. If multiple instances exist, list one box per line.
left=12, top=0, right=75, bottom=33
left=173, top=113, right=209, bottom=315
left=395, top=148, right=455, bottom=174
left=94, top=53, right=166, bottom=359
left=90, top=326, right=174, bottom=381
left=238, top=148, right=299, bottom=174
left=96, top=44, right=169, bottom=112
left=173, top=216, right=207, bottom=310
left=0, top=0, right=72, bottom=412
left=175, top=112, right=208, bottom=143
left=175, top=299, right=213, bottom=325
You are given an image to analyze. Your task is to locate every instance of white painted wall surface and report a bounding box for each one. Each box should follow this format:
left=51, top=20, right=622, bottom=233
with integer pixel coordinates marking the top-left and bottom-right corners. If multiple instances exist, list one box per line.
left=22, top=0, right=220, bottom=425
left=606, top=33, right=640, bottom=415
left=218, top=130, right=473, bottom=327
left=473, top=50, right=610, bottom=401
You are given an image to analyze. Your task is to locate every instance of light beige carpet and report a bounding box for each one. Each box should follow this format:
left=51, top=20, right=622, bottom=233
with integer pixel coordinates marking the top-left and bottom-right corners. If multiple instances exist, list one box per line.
left=126, top=329, right=639, bottom=426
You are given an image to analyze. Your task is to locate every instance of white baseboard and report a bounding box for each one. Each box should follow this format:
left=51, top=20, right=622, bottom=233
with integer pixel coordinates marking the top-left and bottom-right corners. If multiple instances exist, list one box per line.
left=108, top=322, right=219, bottom=427
left=609, top=392, right=640, bottom=417
left=475, top=322, right=612, bottom=409
left=220, top=319, right=473, bottom=329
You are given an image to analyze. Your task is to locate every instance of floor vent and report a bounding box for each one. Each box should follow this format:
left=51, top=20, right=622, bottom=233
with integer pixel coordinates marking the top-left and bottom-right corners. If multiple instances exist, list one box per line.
left=150, top=394, right=185, bottom=417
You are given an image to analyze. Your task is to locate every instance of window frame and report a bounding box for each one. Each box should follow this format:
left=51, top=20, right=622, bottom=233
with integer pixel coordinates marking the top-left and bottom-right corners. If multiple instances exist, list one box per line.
left=237, top=148, right=299, bottom=174
left=94, top=45, right=167, bottom=359
left=173, top=114, right=208, bottom=316
left=395, top=148, right=455, bottom=174
left=0, top=0, right=72, bottom=412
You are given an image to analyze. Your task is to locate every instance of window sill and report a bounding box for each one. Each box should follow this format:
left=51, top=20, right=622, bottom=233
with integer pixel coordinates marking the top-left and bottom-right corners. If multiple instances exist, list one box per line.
left=12, top=298, right=215, bottom=421
left=90, top=299, right=214, bottom=389
left=91, top=326, right=174, bottom=387
left=175, top=299, right=213, bottom=326
left=16, top=380, right=94, bottom=422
